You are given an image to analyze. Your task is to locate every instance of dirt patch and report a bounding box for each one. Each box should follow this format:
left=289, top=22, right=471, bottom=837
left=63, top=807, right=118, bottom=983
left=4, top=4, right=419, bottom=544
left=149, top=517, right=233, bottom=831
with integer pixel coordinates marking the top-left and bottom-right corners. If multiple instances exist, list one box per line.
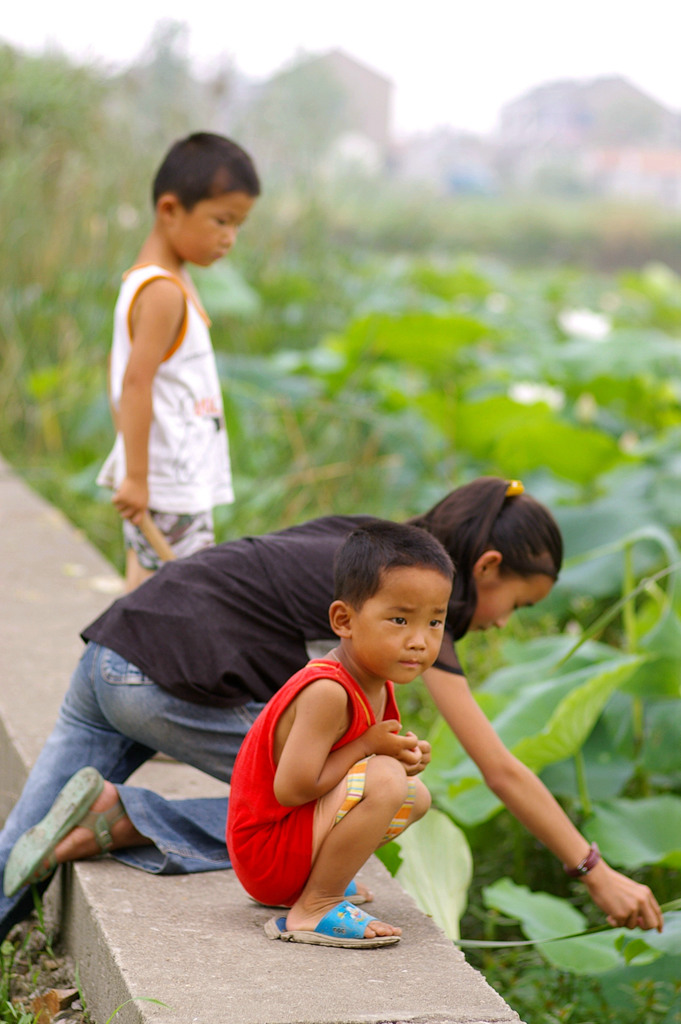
left=5, top=914, right=91, bottom=1023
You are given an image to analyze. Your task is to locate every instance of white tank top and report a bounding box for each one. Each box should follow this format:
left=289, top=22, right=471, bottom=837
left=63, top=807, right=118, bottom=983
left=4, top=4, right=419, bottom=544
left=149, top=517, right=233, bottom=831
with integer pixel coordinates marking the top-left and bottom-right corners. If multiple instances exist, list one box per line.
left=97, top=264, right=233, bottom=513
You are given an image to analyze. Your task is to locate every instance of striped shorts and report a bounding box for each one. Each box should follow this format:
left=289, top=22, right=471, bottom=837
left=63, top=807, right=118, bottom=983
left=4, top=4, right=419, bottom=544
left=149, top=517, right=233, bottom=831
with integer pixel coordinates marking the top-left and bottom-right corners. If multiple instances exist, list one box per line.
left=334, top=757, right=417, bottom=842
left=123, top=509, right=214, bottom=570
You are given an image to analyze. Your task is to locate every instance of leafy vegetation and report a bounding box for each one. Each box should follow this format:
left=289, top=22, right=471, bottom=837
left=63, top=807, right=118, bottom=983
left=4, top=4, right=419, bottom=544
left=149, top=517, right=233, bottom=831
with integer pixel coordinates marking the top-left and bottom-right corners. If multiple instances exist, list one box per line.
left=2, top=30, right=681, bottom=1023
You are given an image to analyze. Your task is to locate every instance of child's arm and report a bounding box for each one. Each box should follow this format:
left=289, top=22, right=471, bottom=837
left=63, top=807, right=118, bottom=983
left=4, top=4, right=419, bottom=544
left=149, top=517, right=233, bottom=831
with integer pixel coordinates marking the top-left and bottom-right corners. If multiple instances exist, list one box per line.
left=106, top=355, right=119, bottom=433
left=113, top=280, right=185, bottom=524
left=274, top=679, right=421, bottom=807
left=423, top=664, right=663, bottom=931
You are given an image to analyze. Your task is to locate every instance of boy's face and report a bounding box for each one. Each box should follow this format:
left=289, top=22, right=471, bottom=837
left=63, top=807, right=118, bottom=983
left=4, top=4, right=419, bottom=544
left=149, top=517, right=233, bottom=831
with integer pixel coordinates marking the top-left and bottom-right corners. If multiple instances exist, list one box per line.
left=338, top=566, right=451, bottom=687
left=161, top=190, right=255, bottom=266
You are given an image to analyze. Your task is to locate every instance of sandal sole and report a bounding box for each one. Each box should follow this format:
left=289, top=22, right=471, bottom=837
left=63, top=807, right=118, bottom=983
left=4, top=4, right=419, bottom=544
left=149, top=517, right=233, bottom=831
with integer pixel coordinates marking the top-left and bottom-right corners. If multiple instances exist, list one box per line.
left=264, top=916, right=399, bottom=947
left=4, top=766, right=104, bottom=897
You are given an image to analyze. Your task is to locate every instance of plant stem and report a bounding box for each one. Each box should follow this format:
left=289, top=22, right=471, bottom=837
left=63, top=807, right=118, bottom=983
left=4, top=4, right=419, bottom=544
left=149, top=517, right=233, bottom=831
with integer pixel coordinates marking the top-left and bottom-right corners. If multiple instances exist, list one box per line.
left=623, top=544, right=646, bottom=757
left=622, top=545, right=637, bottom=653
left=632, top=696, right=645, bottom=762
left=573, top=749, right=592, bottom=817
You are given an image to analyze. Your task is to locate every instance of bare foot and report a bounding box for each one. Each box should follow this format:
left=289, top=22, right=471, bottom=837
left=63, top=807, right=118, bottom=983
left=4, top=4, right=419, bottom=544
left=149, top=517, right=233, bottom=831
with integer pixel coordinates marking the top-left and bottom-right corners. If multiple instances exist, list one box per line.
left=286, top=898, right=401, bottom=938
left=352, top=880, right=373, bottom=903
left=54, top=781, right=148, bottom=862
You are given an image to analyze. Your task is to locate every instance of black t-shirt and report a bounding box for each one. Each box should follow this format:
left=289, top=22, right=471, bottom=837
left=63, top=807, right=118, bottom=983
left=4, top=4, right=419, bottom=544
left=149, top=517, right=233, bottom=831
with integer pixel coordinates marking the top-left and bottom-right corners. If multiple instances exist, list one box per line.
left=82, top=515, right=463, bottom=707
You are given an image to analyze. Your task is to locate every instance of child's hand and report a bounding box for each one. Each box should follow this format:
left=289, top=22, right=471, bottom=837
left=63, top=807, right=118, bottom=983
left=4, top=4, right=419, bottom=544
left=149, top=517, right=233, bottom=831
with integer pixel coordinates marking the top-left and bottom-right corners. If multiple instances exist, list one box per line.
left=362, top=721, right=424, bottom=769
left=113, top=477, right=149, bottom=525
left=360, top=720, right=426, bottom=770
left=402, top=733, right=432, bottom=776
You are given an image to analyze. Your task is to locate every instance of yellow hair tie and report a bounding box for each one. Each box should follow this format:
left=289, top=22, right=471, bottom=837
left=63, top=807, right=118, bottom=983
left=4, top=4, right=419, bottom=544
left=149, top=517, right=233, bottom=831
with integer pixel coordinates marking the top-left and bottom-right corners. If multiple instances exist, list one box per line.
left=505, top=479, right=524, bottom=496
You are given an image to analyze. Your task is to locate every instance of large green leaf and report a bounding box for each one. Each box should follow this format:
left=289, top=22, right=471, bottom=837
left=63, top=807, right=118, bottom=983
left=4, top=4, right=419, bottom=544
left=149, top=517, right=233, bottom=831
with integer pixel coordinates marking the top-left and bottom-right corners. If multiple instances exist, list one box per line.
left=540, top=720, right=635, bottom=800
left=437, top=782, right=501, bottom=826
left=393, top=808, right=472, bottom=941
left=490, top=669, right=598, bottom=748
left=340, top=310, right=493, bottom=373
left=556, top=512, right=681, bottom=606
left=617, top=911, right=681, bottom=958
left=586, top=796, right=681, bottom=869
left=639, top=598, right=681, bottom=659
left=494, top=419, right=631, bottom=485
left=193, top=261, right=261, bottom=318
left=640, top=700, right=681, bottom=776
left=478, top=635, right=616, bottom=698
left=426, top=714, right=468, bottom=774
left=434, top=672, right=589, bottom=803
left=552, top=328, right=681, bottom=382
left=444, top=392, right=631, bottom=484
left=628, top=601, right=681, bottom=697
left=407, top=260, right=496, bottom=302
left=450, top=394, right=555, bottom=459
left=448, top=656, right=641, bottom=774
left=482, top=878, right=626, bottom=973
left=512, top=655, right=645, bottom=773
left=436, top=656, right=643, bottom=826
left=556, top=505, right=670, bottom=600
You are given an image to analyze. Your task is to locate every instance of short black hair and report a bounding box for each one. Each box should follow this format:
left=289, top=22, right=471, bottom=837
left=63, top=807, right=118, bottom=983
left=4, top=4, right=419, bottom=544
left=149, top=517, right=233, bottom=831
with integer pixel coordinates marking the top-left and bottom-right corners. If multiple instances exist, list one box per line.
left=333, top=520, right=454, bottom=609
left=152, top=132, right=261, bottom=210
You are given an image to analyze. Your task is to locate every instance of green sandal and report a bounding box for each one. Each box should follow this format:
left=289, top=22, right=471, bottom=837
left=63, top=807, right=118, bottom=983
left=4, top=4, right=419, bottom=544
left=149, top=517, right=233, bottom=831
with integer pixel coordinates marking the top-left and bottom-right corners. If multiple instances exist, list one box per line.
left=3, top=766, right=126, bottom=898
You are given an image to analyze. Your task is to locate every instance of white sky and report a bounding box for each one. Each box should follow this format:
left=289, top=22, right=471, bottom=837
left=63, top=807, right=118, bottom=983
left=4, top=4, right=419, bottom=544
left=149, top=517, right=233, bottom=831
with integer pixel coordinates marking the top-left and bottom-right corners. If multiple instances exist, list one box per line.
left=3, top=0, right=680, bottom=137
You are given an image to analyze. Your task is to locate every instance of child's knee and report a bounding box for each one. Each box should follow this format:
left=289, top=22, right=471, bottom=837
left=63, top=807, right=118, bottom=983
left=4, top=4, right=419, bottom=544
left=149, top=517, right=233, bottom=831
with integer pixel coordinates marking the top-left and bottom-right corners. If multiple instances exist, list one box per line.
left=411, top=779, right=431, bottom=823
left=376, top=773, right=430, bottom=845
left=366, top=755, right=412, bottom=807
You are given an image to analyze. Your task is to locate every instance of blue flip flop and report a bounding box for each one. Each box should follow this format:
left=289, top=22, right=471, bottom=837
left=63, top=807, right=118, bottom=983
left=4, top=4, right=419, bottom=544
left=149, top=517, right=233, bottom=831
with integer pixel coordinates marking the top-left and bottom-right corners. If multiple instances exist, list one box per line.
left=263, top=899, right=400, bottom=948
left=3, top=766, right=116, bottom=897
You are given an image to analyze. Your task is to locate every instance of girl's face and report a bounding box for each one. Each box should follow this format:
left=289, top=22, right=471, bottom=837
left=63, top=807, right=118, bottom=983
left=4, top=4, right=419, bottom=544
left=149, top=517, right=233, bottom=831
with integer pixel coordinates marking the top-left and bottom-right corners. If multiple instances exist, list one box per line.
left=469, top=552, right=554, bottom=631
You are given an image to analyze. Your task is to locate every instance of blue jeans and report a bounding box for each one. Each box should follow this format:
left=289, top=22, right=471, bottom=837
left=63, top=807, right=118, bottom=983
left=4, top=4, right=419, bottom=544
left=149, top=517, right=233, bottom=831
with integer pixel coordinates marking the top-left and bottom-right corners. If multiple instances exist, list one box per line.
left=0, top=642, right=264, bottom=941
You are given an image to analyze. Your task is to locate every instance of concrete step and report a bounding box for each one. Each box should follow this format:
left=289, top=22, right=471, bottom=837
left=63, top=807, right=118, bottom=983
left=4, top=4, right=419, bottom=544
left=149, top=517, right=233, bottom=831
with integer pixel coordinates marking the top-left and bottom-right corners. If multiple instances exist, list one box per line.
left=0, top=456, right=525, bottom=1024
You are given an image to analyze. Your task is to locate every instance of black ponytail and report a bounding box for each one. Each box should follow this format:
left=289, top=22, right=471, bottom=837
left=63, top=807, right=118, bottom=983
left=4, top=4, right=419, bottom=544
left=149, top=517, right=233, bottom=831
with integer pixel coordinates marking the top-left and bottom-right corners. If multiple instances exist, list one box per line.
left=409, top=477, right=562, bottom=638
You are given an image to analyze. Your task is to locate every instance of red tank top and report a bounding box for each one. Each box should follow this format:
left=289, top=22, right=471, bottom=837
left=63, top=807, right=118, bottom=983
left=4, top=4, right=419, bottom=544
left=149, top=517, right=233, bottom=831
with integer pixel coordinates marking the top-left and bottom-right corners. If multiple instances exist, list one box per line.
left=226, top=658, right=400, bottom=906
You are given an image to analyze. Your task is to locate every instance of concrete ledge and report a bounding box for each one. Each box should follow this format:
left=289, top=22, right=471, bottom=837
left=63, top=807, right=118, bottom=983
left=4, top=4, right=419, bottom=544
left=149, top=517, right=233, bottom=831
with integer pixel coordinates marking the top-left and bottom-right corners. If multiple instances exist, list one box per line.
left=0, top=456, right=525, bottom=1024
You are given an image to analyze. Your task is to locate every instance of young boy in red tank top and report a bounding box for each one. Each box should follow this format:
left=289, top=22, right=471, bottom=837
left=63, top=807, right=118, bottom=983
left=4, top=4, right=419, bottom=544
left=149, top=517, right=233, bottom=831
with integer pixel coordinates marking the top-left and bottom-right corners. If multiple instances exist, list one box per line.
left=226, top=520, right=453, bottom=947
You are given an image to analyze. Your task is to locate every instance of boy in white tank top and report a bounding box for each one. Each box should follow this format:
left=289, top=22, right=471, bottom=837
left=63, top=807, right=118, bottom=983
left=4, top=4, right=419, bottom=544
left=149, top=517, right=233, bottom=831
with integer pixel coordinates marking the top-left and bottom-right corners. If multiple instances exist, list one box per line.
left=97, top=133, right=260, bottom=590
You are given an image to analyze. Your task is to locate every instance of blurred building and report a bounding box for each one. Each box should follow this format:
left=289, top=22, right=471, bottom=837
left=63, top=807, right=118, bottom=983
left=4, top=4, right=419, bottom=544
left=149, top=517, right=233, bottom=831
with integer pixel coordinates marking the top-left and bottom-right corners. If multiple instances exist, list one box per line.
left=583, top=147, right=681, bottom=207
left=230, top=50, right=681, bottom=207
left=493, top=76, right=681, bottom=205
left=310, top=49, right=393, bottom=158
left=393, top=128, right=498, bottom=195
left=257, top=48, right=394, bottom=175
left=496, top=76, right=681, bottom=150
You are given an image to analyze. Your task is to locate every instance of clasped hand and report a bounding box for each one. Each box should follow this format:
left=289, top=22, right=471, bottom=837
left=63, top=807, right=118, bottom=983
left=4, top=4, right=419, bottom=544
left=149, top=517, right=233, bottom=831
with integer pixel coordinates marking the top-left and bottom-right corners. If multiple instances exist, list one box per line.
left=113, top=476, right=148, bottom=524
left=363, top=720, right=431, bottom=775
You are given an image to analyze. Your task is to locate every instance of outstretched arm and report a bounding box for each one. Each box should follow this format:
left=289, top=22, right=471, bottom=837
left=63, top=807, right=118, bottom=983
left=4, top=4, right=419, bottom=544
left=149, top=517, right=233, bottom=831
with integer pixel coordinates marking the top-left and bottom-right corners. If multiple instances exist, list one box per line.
left=423, top=665, right=663, bottom=931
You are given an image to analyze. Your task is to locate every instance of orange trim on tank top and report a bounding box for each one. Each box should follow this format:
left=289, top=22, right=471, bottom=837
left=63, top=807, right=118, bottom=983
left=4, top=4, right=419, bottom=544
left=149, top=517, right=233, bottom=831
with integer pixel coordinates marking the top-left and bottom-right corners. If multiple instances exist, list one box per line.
left=123, top=265, right=210, bottom=362
left=306, top=660, right=373, bottom=727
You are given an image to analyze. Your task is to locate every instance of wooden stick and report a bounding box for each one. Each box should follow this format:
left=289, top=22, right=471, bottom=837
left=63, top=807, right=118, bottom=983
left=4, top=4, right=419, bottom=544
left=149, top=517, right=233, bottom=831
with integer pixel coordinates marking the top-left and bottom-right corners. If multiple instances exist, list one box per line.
left=139, top=511, right=177, bottom=562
